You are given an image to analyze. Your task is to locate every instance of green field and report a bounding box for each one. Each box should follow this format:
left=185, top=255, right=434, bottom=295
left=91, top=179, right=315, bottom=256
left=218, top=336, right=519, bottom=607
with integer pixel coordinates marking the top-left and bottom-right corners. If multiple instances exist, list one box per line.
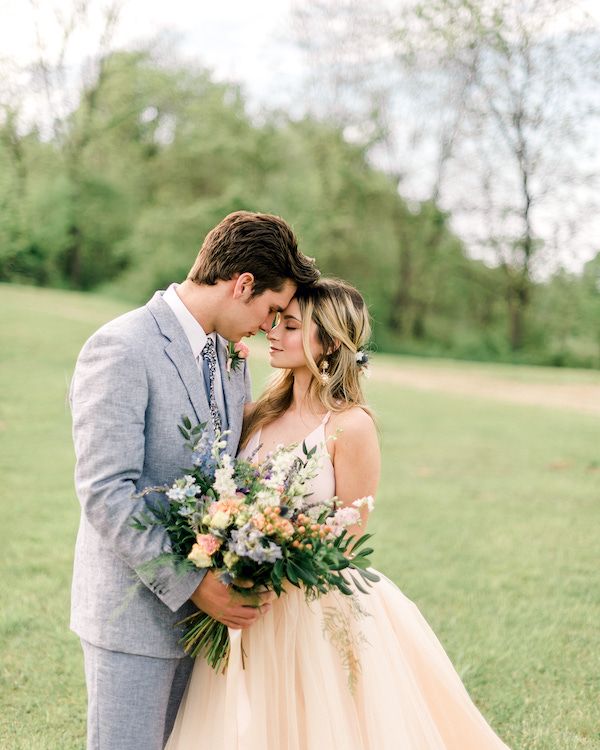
left=1, top=283, right=599, bottom=749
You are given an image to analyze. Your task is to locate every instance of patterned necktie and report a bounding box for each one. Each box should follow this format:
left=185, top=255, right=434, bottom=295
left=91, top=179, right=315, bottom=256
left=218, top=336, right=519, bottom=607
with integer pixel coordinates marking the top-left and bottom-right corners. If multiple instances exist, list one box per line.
left=201, top=338, right=222, bottom=434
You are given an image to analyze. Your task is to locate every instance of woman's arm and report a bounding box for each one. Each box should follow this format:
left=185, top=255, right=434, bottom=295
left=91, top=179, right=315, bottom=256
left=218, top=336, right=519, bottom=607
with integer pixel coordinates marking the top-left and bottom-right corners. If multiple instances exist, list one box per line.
left=330, top=407, right=380, bottom=539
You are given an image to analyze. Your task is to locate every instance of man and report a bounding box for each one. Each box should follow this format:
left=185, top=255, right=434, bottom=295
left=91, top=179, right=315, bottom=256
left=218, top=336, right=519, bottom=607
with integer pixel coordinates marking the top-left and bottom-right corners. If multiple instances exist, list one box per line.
left=70, top=211, right=319, bottom=750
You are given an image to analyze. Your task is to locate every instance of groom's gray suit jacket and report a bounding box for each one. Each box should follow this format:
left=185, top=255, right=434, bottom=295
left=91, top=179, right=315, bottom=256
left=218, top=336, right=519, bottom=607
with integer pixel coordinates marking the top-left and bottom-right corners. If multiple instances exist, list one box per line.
left=70, top=291, right=251, bottom=658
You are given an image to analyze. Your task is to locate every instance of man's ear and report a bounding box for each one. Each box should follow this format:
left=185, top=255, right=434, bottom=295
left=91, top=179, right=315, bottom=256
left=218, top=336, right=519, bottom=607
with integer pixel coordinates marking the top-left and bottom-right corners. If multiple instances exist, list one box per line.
left=232, top=272, right=255, bottom=300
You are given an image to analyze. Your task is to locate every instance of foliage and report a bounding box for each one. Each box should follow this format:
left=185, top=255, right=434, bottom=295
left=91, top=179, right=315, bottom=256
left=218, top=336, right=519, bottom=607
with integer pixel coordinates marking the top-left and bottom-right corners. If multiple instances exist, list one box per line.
left=1, top=44, right=598, bottom=367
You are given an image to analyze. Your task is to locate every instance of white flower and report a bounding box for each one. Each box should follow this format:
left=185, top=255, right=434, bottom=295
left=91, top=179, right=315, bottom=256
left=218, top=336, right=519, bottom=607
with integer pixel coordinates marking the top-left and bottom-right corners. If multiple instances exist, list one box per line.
left=264, top=449, right=297, bottom=490
left=213, top=454, right=237, bottom=499
left=254, top=489, right=280, bottom=509
left=286, top=453, right=322, bottom=501
left=326, top=505, right=361, bottom=536
left=166, top=486, right=186, bottom=501
left=166, top=474, right=200, bottom=501
left=307, top=506, right=321, bottom=521
left=352, top=495, right=375, bottom=512
left=211, top=431, right=230, bottom=459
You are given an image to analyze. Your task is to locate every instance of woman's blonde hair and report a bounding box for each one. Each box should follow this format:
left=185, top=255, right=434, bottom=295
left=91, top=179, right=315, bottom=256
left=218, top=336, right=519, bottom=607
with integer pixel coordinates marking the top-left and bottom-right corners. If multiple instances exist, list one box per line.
left=240, top=277, right=372, bottom=449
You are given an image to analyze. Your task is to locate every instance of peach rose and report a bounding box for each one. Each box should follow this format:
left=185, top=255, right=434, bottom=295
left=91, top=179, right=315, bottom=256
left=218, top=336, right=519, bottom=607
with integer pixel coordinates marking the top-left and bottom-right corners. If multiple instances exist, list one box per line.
left=195, top=534, right=222, bottom=556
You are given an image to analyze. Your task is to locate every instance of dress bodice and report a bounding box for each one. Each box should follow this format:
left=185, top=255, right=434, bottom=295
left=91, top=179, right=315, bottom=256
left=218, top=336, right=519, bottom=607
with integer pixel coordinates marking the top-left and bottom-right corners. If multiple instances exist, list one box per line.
left=238, top=413, right=336, bottom=505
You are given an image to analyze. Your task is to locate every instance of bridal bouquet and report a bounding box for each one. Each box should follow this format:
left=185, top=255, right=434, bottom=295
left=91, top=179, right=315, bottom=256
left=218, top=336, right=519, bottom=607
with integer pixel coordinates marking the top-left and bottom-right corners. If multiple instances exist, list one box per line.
left=132, top=418, right=378, bottom=672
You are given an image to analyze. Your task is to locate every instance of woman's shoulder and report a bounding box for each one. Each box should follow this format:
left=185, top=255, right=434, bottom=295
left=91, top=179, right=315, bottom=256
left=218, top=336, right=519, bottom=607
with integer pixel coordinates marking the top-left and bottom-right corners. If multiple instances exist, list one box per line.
left=329, top=405, right=376, bottom=442
left=328, top=405, right=379, bottom=470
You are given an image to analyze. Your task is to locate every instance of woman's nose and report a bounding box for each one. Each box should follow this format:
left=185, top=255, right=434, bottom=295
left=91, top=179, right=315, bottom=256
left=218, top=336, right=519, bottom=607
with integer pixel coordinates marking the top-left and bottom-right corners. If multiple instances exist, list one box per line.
left=266, top=312, right=281, bottom=337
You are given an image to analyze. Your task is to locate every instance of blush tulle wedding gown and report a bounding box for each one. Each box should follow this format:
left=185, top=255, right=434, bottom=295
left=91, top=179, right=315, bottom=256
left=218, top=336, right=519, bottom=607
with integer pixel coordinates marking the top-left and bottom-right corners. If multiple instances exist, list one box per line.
left=166, top=415, right=511, bottom=750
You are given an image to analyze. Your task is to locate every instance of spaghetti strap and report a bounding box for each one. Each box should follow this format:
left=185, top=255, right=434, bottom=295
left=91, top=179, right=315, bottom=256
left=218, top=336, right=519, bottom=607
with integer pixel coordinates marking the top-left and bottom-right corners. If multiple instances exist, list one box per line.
left=321, top=412, right=331, bottom=425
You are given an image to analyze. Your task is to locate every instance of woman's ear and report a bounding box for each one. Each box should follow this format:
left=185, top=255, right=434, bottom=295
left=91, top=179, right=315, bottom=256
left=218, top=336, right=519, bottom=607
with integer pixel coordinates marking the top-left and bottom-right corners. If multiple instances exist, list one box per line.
left=328, top=339, right=341, bottom=355
left=232, top=272, right=255, bottom=300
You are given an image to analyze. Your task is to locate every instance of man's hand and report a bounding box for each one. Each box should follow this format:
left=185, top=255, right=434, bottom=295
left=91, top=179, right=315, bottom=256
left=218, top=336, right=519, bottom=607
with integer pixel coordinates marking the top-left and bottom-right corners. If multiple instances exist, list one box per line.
left=190, top=571, right=275, bottom=629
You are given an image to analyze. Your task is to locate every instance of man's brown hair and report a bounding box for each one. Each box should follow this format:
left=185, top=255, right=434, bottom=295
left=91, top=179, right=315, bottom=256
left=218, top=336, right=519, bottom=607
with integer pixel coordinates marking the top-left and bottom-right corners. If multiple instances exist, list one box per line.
left=188, top=211, right=319, bottom=295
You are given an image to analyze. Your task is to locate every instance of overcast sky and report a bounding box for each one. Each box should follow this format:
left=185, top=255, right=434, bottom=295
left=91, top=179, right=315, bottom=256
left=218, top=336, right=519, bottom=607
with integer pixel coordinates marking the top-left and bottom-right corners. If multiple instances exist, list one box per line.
left=0, top=0, right=304, bottom=110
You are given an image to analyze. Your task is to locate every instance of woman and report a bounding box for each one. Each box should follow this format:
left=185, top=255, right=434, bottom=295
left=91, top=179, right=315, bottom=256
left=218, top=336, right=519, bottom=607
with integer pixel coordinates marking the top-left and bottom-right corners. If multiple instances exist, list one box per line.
left=166, top=278, right=511, bottom=749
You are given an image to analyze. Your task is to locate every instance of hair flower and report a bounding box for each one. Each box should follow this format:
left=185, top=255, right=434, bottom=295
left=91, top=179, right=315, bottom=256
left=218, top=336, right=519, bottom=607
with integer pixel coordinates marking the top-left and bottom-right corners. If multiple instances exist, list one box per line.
left=355, top=349, right=369, bottom=366
left=355, top=349, right=370, bottom=377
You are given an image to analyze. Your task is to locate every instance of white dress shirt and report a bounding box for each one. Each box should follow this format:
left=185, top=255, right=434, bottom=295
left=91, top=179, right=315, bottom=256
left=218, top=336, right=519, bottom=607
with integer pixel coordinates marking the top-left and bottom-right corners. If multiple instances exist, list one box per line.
left=162, top=283, right=226, bottom=424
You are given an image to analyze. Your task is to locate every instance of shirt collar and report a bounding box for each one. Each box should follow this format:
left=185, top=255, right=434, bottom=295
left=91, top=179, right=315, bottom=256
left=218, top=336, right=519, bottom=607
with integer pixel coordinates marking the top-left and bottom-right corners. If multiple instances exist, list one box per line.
left=162, top=283, right=215, bottom=360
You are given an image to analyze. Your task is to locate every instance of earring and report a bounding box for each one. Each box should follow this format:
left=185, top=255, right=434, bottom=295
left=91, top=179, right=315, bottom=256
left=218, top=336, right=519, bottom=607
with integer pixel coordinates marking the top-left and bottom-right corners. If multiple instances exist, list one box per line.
left=320, top=359, right=330, bottom=384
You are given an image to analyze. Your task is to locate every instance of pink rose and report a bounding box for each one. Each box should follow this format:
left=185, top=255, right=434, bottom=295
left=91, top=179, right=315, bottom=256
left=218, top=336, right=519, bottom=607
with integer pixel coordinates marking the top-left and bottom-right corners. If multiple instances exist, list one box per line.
left=226, top=340, right=250, bottom=375
left=195, top=533, right=222, bottom=556
left=233, top=342, right=250, bottom=358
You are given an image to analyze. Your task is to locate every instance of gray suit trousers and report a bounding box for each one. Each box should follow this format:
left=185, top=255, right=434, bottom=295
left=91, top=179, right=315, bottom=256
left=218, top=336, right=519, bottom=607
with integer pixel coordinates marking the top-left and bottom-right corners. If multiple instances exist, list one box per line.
left=81, top=640, right=194, bottom=750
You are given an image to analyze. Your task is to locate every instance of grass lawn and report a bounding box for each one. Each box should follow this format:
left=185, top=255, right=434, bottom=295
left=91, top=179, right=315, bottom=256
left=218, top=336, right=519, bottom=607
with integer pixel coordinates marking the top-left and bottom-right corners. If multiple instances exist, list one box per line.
left=1, top=283, right=599, bottom=749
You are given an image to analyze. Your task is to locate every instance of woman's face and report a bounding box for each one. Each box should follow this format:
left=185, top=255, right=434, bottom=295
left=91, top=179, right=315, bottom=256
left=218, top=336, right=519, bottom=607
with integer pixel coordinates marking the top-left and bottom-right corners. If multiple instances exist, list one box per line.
left=266, top=298, right=322, bottom=371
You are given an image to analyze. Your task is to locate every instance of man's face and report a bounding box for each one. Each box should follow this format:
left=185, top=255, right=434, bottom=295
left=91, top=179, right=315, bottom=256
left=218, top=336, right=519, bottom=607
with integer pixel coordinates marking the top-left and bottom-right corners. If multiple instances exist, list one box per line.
left=224, top=279, right=297, bottom=341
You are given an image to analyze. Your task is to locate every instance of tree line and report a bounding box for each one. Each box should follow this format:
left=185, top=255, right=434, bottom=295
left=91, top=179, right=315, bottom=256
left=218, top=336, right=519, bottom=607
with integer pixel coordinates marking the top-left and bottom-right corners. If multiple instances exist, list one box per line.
left=0, top=43, right=598, bottom=367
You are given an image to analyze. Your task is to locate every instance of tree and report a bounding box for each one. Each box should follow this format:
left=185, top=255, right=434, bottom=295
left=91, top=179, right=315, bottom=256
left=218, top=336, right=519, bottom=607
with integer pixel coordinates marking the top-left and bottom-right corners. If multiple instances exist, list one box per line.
left=292, top=0, right=600, bottom=350
left=0, top=0, right=131, bottom=288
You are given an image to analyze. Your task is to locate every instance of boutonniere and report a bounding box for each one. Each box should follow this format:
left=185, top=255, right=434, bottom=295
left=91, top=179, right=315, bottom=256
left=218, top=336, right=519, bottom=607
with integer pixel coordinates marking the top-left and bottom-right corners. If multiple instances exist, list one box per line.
left=226, top=340, right=250, bottom=376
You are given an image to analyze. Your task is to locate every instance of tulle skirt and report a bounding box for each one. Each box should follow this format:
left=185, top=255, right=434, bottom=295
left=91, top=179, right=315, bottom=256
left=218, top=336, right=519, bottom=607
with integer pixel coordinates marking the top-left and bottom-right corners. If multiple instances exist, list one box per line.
left=166, top=571, right=511, bottom=750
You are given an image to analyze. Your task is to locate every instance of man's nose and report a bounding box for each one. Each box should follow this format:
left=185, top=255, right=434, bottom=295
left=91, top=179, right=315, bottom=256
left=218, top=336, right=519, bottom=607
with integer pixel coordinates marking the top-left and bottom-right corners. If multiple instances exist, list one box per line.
left=260, top=312, right=276, bottom=333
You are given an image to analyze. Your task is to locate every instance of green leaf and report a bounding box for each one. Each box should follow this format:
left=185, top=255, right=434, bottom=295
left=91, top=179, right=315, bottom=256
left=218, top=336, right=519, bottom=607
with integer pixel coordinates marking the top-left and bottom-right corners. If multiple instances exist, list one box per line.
left=332, top=575, right=353, bottom=596
left=357, top=568, right=380, bottom=583
left=285, top=561, right=299, bottom=585
left=349, top=533, right=374, bottom=553
left=350, top=572, right=370, bottom=594
left=182, top=416, right=192, bottom=430
left=289, top=559, right=318, bottom=586
left=352, top=548, right=374, bottom=560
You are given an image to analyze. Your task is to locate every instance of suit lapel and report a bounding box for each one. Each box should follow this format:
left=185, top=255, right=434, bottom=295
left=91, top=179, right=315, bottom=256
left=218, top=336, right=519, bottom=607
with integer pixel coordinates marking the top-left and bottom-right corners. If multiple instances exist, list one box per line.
left=147, top=292, right=212, bottom=430
left=216, top=335, right=243, bottom=452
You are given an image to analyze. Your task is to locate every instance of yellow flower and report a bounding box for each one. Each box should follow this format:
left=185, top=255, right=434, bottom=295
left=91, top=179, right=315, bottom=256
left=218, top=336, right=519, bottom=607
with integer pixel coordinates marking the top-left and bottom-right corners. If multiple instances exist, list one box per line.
left=223, top=551, right=239, bottom=569
left=210, top=510, right=231, bottom=529
left=187, top=544, right=213, bottom=568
